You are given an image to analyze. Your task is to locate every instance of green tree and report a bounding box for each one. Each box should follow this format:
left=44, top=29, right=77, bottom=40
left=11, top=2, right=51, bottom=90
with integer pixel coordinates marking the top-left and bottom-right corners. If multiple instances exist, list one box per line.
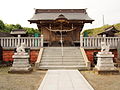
left=23, top=27, right=40, bottom=34
left=4, top=24, right=23, bottom=32
left=14, top=24, right=23, bottom=29
left=0, top=20, right=5, bottom=30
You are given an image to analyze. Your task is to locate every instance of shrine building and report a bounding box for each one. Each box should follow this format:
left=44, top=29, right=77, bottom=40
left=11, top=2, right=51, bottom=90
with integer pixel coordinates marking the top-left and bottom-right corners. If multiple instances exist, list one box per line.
left=28, top=9, right=94, bottom=46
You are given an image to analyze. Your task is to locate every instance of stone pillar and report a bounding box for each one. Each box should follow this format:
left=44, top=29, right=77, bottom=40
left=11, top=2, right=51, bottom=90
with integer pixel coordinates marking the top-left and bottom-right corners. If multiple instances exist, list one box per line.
left=103, top=34, right=106, bottom=42
left=18, top=35, right=21, bottom=46
left=41, top=34, right=43, bottom=47
left=80, top=35, right=83, bottom=47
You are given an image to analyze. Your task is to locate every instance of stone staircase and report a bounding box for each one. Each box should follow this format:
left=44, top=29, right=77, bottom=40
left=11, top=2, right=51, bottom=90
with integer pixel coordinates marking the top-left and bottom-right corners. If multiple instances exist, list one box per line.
left=39, top=47, right=87, bottom=70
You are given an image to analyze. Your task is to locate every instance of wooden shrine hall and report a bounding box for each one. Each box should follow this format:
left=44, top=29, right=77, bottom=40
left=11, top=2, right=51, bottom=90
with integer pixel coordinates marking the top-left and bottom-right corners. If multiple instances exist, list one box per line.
left=98, top=26, right=120, bottom=37
left=28, top=9, right=94, bottom=46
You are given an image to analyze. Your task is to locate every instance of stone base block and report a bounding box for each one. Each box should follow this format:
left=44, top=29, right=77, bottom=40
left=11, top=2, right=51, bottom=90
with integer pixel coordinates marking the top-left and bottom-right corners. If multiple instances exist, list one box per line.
left=8, top=67, right=33, bottom=74
left=94, top=68, right=119, bottom=75
left=95, top=66, right=116, bottom=71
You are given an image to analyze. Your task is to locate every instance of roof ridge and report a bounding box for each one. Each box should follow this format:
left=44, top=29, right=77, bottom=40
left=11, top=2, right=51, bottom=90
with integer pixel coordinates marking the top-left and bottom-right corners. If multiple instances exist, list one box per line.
left=35, top=9, right=86, bottom=14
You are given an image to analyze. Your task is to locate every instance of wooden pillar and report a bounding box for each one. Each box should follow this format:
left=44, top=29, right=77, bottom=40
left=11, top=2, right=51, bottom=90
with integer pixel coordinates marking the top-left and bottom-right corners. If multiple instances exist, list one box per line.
left=71, top=24, right=74, bottom=45
left=49, top=24, right=52, bottom=45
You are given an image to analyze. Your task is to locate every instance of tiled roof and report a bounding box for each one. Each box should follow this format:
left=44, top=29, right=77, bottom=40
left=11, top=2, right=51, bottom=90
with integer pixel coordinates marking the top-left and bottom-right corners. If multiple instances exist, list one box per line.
left=105, top=26, right=119, bottom=32
left=10, top=29, right=26, bottom=35
left=29, top=9, right=94, bottom=21
left=0, top=32, right=13, bottom=37
left=30, top=13, right=93, bottom=21
left=98, top=26, right=119, bottom=35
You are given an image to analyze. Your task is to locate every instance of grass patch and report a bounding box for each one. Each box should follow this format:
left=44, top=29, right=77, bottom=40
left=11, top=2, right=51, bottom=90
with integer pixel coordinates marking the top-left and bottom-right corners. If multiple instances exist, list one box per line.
left=0, top=67, right=46, bottom=90
left=81, top=68, right=120, bottom=90
left=0, top=67, right=10, bottom=74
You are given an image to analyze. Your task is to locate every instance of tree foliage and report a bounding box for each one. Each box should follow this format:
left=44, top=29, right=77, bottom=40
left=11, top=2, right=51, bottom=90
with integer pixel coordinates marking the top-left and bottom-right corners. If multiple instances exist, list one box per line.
left=0, top=19, right=40, bottom=34
left=4, top=24, right=22, bottom=32
left=23, top=27, right=40, bottom=34
left=0, top=20, right=5, bottom=30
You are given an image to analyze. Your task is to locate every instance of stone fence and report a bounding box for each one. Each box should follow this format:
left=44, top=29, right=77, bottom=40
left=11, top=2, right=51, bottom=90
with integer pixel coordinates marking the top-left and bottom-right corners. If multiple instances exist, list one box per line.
left=0, top=35, right=43, bottom=49
left=0, top=35, right=120, bottom=49
left=80, top=36, right=120, bottom=49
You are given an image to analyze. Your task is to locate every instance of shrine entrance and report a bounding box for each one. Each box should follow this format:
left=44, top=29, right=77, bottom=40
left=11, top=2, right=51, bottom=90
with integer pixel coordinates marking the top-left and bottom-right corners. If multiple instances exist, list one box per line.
left=51, top=31, right=73, bottom=47
left=28, top=9, right=94, bottom=47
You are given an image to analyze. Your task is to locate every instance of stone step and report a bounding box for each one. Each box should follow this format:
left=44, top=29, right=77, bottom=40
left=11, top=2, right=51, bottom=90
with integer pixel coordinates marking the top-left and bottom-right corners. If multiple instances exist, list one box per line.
left=38, top=47, right=87, bottom=70
left=44, top=49, right=81, bottom=52
left=40, top=64, right=86, bottom=66
left=40, top=62, right=86, bottom=65
left=43, top=53, right=82, bottom=56
left=12, top=64, right=30, bottom=68
left=39, top=65, right=87, bottom=70
left=42, top=56, right=84, bottom=59
left=43, top=51, right=81, bottom=53
left=13, top=59, right=30, bottom=61
left=42, top=55, right=82, bottom=57
left=44, top=50, right=81, bottom=52
left=13, top=62, right=29, bottom=64
left=43, top=53, right=82, bottom=55
left=44, top=47, right=80, bottom=49
left=40, top=60, right=85, bottom=63
left=41, top=60, right=85, bottom=63
left=44, top=49, right=81, bottom=51
left=41, top=59, right=84, bottom=62
left=13, top=60, right=29, bottom=62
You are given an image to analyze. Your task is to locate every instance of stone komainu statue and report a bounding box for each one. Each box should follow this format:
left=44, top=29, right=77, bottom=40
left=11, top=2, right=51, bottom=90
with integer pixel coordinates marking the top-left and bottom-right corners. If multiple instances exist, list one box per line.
left=16, top=43, right=26, bottom=53
left=101, top=42, right=110, bottom=52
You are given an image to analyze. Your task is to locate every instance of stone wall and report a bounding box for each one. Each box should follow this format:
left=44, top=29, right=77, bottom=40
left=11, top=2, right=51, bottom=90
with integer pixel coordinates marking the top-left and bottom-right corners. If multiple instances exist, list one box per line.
left=30, top=50, right=39, bottom=63
left=2, top=48, right=118, bottom=64
left=2, top=49, right=39, bottom=63
left=85, top=49, right=117, bottom=64
left=3, top=50, right=14, bottom=61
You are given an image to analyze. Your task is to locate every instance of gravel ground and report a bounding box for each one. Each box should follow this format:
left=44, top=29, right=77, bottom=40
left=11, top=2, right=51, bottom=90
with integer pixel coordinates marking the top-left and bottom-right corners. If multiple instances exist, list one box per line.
left=0, top=67, right=46, bottom=90
left=81, top=68, right=120, bottom=90
left=1, top=67, right=120, bottom=90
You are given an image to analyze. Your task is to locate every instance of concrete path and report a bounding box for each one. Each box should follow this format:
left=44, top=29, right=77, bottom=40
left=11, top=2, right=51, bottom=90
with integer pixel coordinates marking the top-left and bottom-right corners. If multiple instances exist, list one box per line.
left=38, top=70, right=94, bottom=90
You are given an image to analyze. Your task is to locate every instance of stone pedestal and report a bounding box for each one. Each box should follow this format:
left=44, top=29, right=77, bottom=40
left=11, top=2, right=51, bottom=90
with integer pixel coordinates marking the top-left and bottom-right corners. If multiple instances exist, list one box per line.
left=8, top=53, right=33, bottom=73
left=95, top=52, right=119, bottom=74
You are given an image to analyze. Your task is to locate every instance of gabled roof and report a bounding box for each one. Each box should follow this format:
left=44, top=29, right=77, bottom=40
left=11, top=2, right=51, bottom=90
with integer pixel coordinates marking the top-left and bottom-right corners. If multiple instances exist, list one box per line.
left=10, top=29, right=26, bottom=35
left=0, top=32, right=13, bottom=37
left=98, top=26, right=119, bottom=35
left=29, top=9, right=94, bottom=23
left=105, top=26, right=119, bottom=32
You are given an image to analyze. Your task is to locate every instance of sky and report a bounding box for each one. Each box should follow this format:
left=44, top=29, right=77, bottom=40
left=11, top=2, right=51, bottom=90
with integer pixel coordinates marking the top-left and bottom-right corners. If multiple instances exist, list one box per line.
left=0, top=0, right=120, bottom=30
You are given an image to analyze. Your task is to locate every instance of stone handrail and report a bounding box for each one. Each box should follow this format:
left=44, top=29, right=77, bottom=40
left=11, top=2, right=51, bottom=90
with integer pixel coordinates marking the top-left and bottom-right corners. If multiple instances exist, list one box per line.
left=0, top=37, right=43, bottom=49
left=80, top=47, right=91, bottom=70
left=0, top=36, right=120, bottom=49
left=80, top=36, right=120, bottom=49
left=35, top=48, right=44, bottom=69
